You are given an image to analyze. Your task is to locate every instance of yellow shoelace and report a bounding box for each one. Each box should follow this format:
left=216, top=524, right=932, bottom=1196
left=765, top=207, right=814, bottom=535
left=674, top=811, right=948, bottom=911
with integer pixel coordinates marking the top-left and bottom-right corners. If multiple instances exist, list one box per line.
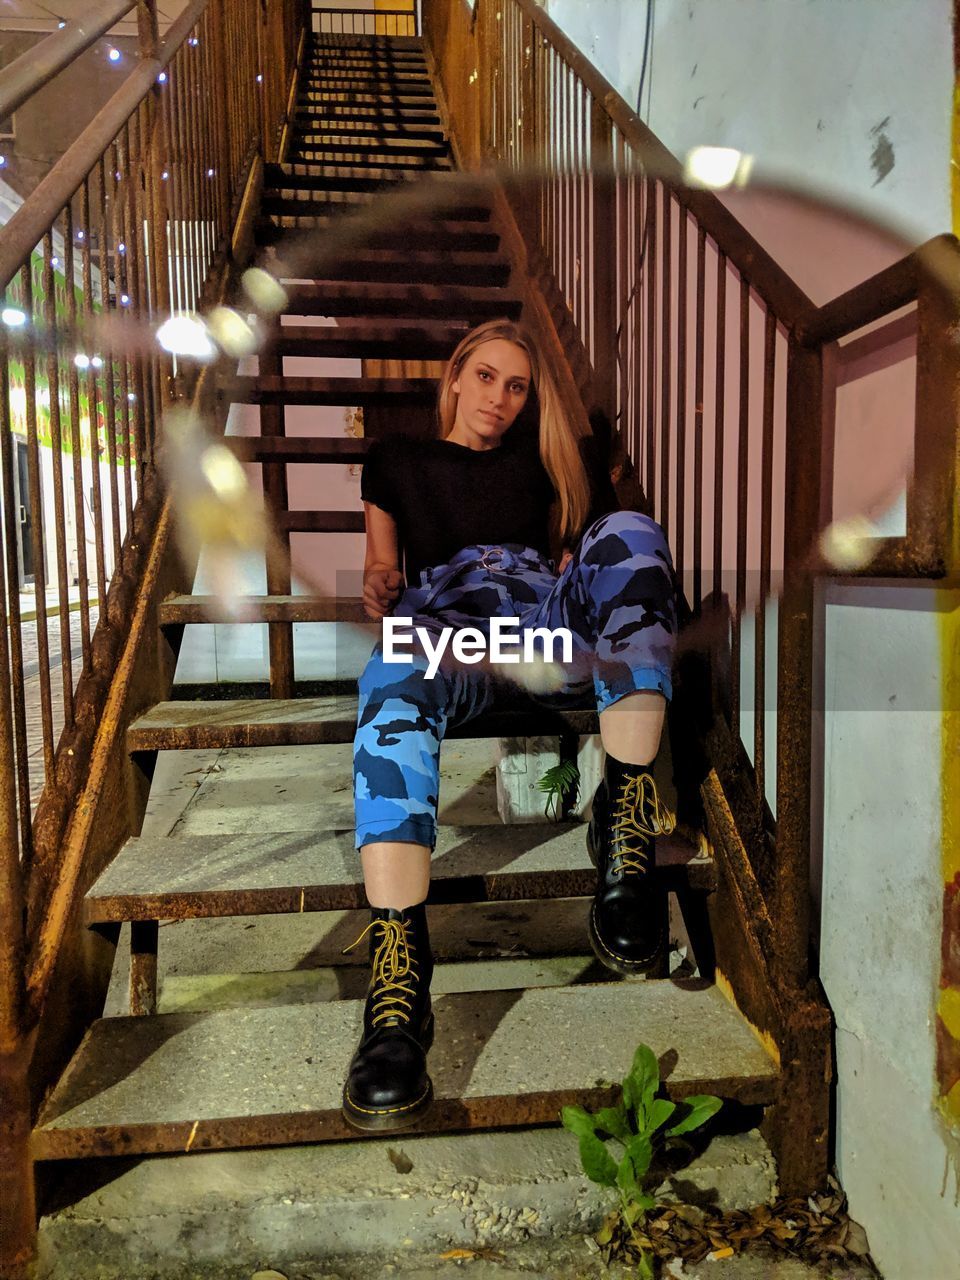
left=343, top=918, right=419, bottom=1027
left=609, top=773, right=676, bottom=876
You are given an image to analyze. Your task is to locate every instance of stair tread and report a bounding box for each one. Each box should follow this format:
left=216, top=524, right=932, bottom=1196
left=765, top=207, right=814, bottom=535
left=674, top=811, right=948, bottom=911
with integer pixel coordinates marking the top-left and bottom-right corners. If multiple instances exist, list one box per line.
left=32, top=981, right=775, bottom=1156
left=127, top=698, right=599, bottom=750
left=270, top=319, right=470, bottom=355
left=85, top=823, right=715, bottom=920
left=229, top=374, right=436, bottom=405
left=159, top=593, right=368, bottom=623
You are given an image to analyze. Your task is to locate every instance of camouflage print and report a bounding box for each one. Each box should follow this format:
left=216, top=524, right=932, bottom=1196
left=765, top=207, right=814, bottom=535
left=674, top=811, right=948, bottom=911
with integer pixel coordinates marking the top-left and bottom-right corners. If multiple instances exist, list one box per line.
left=354, top=510, right=677, bottom=851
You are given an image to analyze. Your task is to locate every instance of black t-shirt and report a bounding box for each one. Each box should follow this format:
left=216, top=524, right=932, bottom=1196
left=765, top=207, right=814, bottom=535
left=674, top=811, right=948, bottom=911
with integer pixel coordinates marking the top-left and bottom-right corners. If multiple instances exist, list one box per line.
left=360, top=421, right=618, bottom=584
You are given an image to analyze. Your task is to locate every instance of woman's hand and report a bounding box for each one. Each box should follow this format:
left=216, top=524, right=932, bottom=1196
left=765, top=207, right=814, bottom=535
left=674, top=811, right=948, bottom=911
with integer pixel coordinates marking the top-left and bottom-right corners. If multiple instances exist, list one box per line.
left=557, top=549, right=573, bottom=575
left=363, top=567, right=405, bottom=621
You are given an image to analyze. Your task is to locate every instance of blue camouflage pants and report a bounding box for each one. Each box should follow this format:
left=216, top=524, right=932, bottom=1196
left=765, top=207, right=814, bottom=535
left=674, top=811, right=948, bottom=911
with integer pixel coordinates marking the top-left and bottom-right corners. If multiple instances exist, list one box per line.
left=353, top=510, right=677, bottom=851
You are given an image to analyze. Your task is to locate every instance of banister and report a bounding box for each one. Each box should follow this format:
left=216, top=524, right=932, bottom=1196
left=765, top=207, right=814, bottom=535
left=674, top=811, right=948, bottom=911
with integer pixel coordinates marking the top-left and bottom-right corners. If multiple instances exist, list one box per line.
left=0, top=1, right=137, bottom=124
left=509, top=0, right=817, bottom=328
left=795, top=234, right=958, bottom=347
left=0, top=0, right=209, bottom=294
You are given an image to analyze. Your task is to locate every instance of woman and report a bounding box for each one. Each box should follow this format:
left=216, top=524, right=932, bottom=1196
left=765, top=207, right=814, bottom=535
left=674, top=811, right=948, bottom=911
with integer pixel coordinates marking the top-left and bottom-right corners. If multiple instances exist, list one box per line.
left=344, top=318, right=677, bottom=1132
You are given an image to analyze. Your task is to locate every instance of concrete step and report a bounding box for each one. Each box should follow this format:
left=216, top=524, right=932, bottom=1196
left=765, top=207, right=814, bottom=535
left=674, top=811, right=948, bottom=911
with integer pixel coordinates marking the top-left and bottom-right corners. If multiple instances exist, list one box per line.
left=159, top=593, right=368, bottom=624
left=32, top=980, right=778, bottom=1159
left=84, top=822, right=715, bottom=924
left=127, top=698, right=599, bottom=752
left=35, top=1128, right=778, bottom=1279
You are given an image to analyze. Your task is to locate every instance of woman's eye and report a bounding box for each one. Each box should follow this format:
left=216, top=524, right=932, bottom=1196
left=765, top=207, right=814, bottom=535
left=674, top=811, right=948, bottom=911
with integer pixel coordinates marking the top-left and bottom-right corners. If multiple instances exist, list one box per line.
left=478, top=370, right=491, bottom=381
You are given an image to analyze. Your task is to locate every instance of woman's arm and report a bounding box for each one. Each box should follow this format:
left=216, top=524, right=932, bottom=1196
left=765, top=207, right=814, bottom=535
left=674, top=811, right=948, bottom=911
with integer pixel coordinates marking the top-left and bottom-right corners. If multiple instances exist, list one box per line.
left=362, top=501, right=404, bottom=620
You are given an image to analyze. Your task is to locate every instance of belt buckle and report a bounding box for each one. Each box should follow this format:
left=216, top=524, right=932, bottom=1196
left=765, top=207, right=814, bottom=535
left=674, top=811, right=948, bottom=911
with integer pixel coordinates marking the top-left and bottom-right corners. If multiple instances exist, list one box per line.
left=479, top=546, right=505, bottom=569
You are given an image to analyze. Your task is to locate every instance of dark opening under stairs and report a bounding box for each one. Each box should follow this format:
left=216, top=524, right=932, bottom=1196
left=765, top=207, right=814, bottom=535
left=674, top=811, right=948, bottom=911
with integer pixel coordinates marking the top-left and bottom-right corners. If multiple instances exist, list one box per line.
left=34, top=28, right=792, bottom=1201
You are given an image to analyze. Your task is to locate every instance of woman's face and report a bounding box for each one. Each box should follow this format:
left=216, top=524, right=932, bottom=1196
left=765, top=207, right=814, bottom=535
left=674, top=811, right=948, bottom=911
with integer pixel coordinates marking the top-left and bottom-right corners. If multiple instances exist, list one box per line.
left=450, top=338, right=532, bottom=449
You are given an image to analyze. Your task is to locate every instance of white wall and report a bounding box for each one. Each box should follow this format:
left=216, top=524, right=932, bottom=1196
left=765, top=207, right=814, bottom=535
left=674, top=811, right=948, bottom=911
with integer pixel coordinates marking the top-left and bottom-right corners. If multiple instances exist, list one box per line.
left=541, top=1, right=960, bottom=1273
left=543, top=0, right=951, bottom=243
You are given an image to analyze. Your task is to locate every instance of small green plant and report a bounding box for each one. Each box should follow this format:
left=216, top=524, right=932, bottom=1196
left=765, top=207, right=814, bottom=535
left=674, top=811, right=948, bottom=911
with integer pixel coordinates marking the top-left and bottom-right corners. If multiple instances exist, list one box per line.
left=536, top=759, right=580, bottom=821
left=561, top=1043, right=722, bottom=1279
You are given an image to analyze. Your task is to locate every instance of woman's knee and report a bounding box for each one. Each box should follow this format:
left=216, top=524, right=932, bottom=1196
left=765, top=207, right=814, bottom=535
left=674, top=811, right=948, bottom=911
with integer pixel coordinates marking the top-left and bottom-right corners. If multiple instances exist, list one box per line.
left=581, top=509, right=672, bottom=563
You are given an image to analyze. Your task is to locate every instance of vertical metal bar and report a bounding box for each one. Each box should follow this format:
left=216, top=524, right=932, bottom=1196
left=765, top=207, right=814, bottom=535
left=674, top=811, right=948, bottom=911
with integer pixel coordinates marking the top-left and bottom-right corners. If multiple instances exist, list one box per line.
left=644, top=180, right=657, bottom=515
left=675, top=201, right=688, bottom=584
left=128, top=104, right=150, bottom=475
left=80, top=177, right=107, bottom=611
left=692, top=225, right=705, bottom=612
left=62, top=204, right=92, bottom=673
left=755, top=308, right=776, bottom=804
left=590, top=97, right=616, bottom=426
left=659, top=183, right=672, bottom=540
left=117, top=126, right=136, bottom=528
left=22, top=266, right=55, bottom=788
left=712, top=250, right=726, bottom=605
left=776, top=339, right=822, bottom=989
left=99, top=154, right=123, bottom=572
left=731, top=274, right=750, bottom=740
left=0, top=321, right=33, bottom=865
left=41, top=228, right=74, bottom=733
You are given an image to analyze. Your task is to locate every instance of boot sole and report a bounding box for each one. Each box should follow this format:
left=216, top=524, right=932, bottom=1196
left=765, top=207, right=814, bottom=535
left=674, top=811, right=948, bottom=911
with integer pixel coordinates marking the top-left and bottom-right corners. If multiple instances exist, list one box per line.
left=341, top=1013, right=435, bottom=1133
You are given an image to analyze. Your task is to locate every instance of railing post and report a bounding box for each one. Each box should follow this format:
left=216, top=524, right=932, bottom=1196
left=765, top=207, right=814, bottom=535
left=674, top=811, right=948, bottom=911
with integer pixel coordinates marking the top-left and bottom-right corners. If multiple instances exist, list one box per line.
left=136, top=0, right=160, bottom=58
left=590, top=99, right=617, bottom=426
left=0, top=1028, right=39, bottom=1280
left=775, top=338, right=824, bottom=991
left=477, top=0, right=495, bottom=162
left=909, top=262, right=959, bottom=573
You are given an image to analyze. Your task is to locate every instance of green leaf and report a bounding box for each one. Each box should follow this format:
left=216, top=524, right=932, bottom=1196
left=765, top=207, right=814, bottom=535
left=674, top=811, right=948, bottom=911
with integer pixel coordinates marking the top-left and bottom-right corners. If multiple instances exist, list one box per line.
left=593, top=1105, right=631, bottom=1141
left=625, top=1133, right=654, bottom=1180
left=561, top=1104, right=598, bottom=1139
left=617, top=1158, right=639, bottom=1202
left=622, top=1199, right=646, bottom=1227
left=647, top=1097, right=676, bottom=1132
left=624, top=1044, right=660, bottom=1127
left=578, top=1133, right=619, bottom=1186
left=666, top=1094, right=723, bottom=1137
left=637, top=1248, right=656, bottom=1280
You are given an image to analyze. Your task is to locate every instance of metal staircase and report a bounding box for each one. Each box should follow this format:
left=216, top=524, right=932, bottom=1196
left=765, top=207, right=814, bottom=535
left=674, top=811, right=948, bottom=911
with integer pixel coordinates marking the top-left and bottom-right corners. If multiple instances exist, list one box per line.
left=31, top=24, right=775, bottom=1170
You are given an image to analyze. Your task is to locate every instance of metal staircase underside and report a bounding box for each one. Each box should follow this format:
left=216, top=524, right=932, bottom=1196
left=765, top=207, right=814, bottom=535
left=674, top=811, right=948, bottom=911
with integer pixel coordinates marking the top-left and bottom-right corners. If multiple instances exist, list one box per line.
left=33, top=30, right=780, bottom=1170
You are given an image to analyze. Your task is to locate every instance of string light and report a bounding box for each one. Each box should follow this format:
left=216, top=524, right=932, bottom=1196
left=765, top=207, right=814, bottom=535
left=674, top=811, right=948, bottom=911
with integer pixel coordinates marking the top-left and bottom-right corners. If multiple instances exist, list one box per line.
left=120, top=293, right=131, bottom=306
left=74, top=354, right=90, bottom=370
left=2, top=308, right=26, bottom=327
left=77, top=229, right=85, bottom=240
left=108, top=47, right=121, bottom=63
left=0, top=156, right=6, bottom=168
left=157, top=71, right=168, bottom=84
left=189, top=36, right=199, bottom=47
left=207, top=168, right=215, bottom=177
left=161, top=170, right=170, bottom=180
left=118, top=242, right=126, bottom=254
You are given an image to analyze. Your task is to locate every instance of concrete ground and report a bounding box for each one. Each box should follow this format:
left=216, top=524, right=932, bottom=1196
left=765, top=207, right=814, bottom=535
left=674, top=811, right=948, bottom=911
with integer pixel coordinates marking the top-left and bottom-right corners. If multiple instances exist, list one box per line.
left=36, top=733, right=876, bottom=1280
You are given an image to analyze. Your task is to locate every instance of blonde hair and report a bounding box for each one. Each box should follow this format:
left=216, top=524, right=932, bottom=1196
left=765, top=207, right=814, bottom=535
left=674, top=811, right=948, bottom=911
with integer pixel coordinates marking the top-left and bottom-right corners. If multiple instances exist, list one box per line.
left=436, top=318, right=591, bottom=544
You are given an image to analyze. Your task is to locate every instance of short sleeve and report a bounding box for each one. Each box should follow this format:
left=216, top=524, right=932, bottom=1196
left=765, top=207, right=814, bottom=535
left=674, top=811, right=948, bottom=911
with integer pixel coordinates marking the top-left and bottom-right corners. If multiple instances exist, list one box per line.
left=360, top=438, right=397, bottom=516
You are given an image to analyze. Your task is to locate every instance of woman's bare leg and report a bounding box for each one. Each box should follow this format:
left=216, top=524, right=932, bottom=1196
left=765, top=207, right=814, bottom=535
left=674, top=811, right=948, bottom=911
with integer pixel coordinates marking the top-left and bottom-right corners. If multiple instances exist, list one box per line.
left=361, top=842, right=431, bottom=909
left=598, top=689, right=666, bottom=764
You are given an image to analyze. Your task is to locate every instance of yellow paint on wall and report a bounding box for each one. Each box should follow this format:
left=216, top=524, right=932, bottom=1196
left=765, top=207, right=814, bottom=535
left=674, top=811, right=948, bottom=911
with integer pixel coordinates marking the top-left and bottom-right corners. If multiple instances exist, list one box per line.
left=940, top=987, right=960, bottom=1041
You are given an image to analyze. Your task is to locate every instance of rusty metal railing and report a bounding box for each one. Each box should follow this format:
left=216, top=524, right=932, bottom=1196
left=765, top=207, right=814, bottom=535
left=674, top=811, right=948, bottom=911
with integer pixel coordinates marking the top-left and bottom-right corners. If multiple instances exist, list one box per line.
left=0, top=3, right=304, bottom=1272
left=422, top=0, right=960, bottom=997
left=312, top=4, right=419, bottom=37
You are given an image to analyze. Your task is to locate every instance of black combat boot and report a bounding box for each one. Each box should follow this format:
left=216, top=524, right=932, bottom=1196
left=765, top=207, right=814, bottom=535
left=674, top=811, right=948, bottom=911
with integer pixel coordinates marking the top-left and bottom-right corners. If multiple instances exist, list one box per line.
left=341, top=901, right=435, bottom=1132
left=586, top=754, right=675, bottom=976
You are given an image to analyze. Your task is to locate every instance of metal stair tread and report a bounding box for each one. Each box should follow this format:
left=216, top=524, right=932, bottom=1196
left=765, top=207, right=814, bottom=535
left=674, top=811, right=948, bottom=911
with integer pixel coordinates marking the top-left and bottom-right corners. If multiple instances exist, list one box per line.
left=280, top=280, right=519, bottom=318
left=229, top=374, right=437, bottom=405
left=32, top=981, right=776, bottom=1157
left=84, top=823, right=715, bottom=922
left=127, top=698, right=600, bottom=750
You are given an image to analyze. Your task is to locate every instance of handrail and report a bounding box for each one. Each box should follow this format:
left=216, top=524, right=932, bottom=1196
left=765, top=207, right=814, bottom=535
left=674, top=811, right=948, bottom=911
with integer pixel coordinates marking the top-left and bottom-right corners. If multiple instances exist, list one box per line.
left=0, top=0, right=205, bottom=293
left=0, top=1, right=136, bottom=124
left=510, top=0, right=816, bottom=329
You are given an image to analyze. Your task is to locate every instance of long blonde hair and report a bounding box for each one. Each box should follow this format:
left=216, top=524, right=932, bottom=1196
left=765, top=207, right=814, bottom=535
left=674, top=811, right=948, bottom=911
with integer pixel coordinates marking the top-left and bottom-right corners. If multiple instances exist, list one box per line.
left=436, top=318, right=591, bottom=544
